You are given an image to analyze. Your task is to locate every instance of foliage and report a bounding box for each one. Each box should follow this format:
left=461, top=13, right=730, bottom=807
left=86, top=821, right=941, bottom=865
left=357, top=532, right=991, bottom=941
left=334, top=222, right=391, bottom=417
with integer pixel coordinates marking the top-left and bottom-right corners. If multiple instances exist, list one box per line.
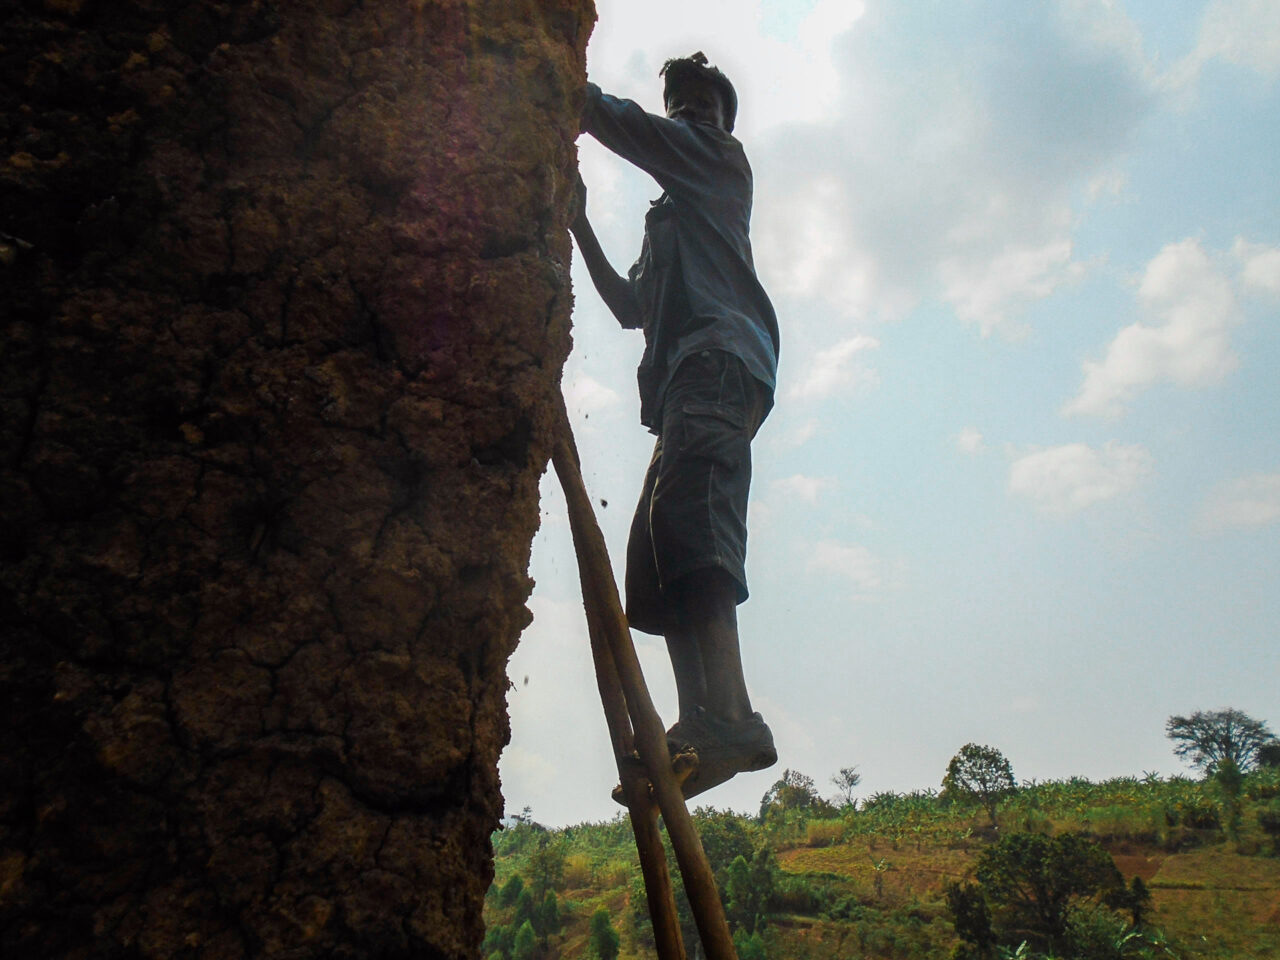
left=1103, top=876, right=1151, bottom=927
left=513, top=888, right=537, bottom=927
left=1166, top=708, right=1275, bottom=774
left=1259, top=740, right=1280, bottom=769
left=972, top=832, right=1123, bottom=952
left=512, top=919, right=537, bottom=960
left=525, top=836, right=566, bottom=895
left=733, top=928, right=768, bottom=960
left=945, top=880, right=997, bottom=957
left=944, top=744, right=1017, bottom=828
left=481, top=922, right=514, bottom=959
left=760, top=768, right=829, bottom=819
left=562, top=852, right=592, bottom=888
left=535, top=891, right=561, bottom=940
left=498, top=873, right=524, bottom=907
left=831, top=765, right=862, bottom=807
left=1258, top=799, right=1280, bottom=854
left=805, top=818, right=844, bottom=847
left=489, top=770, right=1280, bottom=959
left=692, top=805, right=756, bottom=877
left=1214, top=757, right=1245, bottom=839
left=725, top=848, right=777, bottom=934
left=588, top=907, right=620, bottom=960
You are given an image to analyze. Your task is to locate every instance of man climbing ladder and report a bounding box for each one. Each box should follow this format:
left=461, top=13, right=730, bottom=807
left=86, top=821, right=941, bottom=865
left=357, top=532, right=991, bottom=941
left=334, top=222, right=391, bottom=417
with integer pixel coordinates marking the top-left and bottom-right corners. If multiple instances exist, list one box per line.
left=571, top=52, right=781, bottom=799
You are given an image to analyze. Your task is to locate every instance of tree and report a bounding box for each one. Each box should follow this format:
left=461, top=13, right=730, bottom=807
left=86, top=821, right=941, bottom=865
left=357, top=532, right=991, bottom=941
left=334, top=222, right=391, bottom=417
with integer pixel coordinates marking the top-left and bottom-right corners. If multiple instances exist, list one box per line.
left=759, top=768, right=835, bottom=819
left=498, top=873, right=525, bottom=907
left=733, top=929, right=768, bottom=960
left=692, top=806, right=755, bottom=877
left=1166, top=708, right=1275, bottom=773
left=1214, top=756, right=1246, bottom=840
left=513, top=888, right=537, bottom=928
left=534, top=890, right=561, bottom=940
left=944, top=881, right=996, bottom=959
left=830, top=766, right=862, bottom=808
left=1259, top=740, right=1280, bottom=769
left=588, top=908, right=620, bottom=960
left=942, top=744, right=1016, bottom=828
left=974, top=832, right=1123, bottom=952
left=512, top=920, right=538, bottom=960
left=724, top=848, right=777, bottom=934
left=526, top=836, right=566, bottom=895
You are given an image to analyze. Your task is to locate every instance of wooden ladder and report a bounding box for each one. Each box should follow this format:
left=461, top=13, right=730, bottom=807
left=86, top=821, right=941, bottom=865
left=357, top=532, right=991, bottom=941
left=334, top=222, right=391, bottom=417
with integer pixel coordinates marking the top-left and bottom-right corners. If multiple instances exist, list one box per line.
left=551, top=395, right=738, bottom=960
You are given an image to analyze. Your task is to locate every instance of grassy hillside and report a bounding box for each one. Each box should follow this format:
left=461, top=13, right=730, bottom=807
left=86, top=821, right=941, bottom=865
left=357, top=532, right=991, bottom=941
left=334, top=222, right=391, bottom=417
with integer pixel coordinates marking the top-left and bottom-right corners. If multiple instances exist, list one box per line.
left=485, top=769, right=1280, bottom=959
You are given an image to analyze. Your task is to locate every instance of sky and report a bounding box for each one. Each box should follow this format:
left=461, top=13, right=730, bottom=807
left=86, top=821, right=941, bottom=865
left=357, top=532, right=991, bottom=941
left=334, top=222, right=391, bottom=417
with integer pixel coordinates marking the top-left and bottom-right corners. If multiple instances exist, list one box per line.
left=500, top=0, right=1280, bottom=827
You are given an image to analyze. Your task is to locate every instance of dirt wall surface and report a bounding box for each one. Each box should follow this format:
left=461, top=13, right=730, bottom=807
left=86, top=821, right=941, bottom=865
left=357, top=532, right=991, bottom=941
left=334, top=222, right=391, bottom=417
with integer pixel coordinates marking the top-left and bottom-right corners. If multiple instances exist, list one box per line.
left=1, top=1, right=593, bottom=956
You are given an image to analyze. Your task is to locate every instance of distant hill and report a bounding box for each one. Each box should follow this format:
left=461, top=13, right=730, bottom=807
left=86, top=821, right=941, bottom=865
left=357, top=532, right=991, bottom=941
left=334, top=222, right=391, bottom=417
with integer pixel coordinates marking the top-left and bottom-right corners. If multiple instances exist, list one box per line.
left=485, top=768, right=1280, bottom=959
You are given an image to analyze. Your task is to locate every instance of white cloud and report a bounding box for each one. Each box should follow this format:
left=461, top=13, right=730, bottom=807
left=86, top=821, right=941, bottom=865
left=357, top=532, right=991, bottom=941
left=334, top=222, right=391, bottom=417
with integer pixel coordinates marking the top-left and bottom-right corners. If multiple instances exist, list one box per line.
left=788, top=335, right=880, bottom=401
left=807, top=540, right=883, bottom=592
left=751, top=0, right=1154, bottom=333
left=785, top=419, right=820, bottom=448
left=1065, top=239, right=1238, bottom=418
left=565, top=373, right=622, bottom=416
left=1234, top=237, right=1280, bottom=296
left=955, top=427, right=985, bottom=455
left=941, top=238, right=1086, bottom=337
left=1009, top=441, right=1152, bottom=513
left=1196, top=0, right=1280, bottom=78
left=1199, top=472, right=1280, bottom=531
left=772, top=474, right=835, bottom=505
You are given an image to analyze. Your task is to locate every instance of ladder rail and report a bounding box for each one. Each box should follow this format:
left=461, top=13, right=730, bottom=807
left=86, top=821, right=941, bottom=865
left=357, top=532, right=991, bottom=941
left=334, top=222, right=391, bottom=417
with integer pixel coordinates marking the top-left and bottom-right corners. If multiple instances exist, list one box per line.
left=552, top=398, right=738, bottom=960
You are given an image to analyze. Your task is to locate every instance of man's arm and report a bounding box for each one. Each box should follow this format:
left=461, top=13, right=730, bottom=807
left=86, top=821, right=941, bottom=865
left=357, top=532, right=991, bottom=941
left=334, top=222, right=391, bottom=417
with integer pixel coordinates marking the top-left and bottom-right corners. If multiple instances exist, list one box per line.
left=582, top=83, right=728, bottom=200
left=569, top=173, right=642, bottom=329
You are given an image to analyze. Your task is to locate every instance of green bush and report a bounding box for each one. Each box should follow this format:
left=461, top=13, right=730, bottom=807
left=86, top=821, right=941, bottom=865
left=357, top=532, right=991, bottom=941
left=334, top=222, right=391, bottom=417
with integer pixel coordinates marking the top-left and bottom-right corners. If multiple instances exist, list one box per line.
left=733, top=929, right=768, bottom=960
left=588, top=908, right=620, bottom=960
left=512, top=920, right=537, bottom=960
left=770, top=874, right=828, bottom=915
left=805, top=818, right=844, bottom=847
left=498, top=873, right=524, bottom=907
left=1258, top=799, right=1280, bottom=854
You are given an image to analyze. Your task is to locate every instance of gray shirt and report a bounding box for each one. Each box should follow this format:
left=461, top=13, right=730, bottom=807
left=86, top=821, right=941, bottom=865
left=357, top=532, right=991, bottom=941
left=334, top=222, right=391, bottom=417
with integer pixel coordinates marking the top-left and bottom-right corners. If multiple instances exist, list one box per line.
left=583, top=83, right=780, bottom=431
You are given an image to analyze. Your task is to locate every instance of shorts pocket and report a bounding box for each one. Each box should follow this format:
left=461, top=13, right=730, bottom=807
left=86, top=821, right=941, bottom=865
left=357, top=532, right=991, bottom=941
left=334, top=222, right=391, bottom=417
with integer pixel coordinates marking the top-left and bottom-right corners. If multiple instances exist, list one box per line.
left=678, top=401, right=748, bottom=470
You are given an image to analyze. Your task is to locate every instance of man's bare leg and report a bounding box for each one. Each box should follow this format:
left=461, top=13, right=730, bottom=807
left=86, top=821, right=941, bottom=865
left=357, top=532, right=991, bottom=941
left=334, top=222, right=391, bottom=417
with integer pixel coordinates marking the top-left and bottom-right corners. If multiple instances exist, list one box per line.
left=667, top=567, right=753, bottom=723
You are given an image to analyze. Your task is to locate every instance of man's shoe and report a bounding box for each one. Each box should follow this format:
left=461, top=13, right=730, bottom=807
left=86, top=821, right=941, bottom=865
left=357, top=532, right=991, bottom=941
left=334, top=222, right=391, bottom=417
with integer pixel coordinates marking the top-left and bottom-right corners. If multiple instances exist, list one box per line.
left=667, top=706, right=777, bottom=800
left=609, top=707, right=777, bottom=806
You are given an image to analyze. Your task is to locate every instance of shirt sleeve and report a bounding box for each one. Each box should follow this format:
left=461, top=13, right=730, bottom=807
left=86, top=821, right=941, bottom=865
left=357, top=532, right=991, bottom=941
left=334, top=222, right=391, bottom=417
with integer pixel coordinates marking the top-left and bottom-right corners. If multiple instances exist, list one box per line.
left=581, top=82, right=729, bottom=198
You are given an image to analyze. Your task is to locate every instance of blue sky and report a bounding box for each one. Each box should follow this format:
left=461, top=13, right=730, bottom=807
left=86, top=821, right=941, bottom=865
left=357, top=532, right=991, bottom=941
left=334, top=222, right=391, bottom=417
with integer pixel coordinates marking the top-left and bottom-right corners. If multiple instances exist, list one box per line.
left=501, top=0, right=1280, bottom=826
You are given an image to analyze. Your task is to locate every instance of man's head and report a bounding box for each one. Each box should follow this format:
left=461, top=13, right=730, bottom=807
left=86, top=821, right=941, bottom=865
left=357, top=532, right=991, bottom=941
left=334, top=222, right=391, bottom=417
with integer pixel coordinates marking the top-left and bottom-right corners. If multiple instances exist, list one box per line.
left=661, top=52, right=737, bottom=132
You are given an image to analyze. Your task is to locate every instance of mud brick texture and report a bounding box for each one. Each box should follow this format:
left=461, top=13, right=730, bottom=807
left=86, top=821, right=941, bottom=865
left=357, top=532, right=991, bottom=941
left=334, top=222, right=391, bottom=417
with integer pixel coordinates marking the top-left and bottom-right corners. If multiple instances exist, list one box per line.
left=1, top=1, right=593, bottom=956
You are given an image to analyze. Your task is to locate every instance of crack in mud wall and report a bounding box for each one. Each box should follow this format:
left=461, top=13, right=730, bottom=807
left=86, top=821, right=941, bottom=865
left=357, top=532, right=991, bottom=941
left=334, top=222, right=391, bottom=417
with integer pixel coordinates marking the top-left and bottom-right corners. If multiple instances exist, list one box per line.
left=1, top=1, right=593, bottom=956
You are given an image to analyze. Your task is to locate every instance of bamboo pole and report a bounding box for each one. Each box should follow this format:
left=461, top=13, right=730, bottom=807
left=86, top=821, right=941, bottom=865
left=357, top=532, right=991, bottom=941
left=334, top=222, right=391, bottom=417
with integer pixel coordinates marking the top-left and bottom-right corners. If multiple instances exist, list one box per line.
left=551, top=416, right=686, bottom=960
left=552, top=398, right=738, bottom=960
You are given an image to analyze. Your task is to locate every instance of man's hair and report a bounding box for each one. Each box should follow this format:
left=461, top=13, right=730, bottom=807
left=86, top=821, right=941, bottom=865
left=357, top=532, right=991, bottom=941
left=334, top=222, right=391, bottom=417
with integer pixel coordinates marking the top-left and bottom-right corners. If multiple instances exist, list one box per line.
left=660, top=51, right=737, bottom=132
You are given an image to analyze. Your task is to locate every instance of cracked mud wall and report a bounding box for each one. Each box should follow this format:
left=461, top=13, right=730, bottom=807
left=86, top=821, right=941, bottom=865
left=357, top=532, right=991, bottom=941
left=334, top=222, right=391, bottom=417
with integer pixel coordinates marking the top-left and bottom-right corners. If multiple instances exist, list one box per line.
left=1, top=1, right=593, bottom=956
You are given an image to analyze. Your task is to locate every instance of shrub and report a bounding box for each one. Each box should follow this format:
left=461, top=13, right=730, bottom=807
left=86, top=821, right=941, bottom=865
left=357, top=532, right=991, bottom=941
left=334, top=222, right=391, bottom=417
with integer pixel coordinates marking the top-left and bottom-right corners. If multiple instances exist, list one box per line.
left=598, top=858, right=632, bottom=888
left=498, top=873, right=524, bottom=907
left=589, top=908, right=620, bottom=960
left=512, top=920, right=537, bottom=960
left=806, top=818, right=844, bottom=847
left=770, top=874, right=827, bottom=914
left=733, top=929, right=768, bottom=960
left=562, top=853, right=592, bottom=888
left=973, top=832, right=1123, bottom=951
left=1258, top=800, right=1280, bottom=854
left=942, top=744, right=1016, bottom=828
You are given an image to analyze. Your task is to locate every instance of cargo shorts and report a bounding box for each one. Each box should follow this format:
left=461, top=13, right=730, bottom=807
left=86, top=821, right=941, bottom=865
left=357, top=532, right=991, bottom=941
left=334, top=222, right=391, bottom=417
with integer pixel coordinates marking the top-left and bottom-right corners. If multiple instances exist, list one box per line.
left=625, top=349, right=767, bottom=636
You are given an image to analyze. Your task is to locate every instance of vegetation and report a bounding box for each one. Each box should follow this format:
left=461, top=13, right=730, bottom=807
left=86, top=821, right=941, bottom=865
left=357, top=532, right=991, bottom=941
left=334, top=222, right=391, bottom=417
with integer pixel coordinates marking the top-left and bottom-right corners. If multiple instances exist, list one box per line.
left=486, top=729, right=1280, bottom=959
left=1166, top=708, right=1277, bottom=773
left=831, top=765, right=862, bottom=808
left=943, top=743, right=1017, bottom=829
left=588, top=908, right=620, bottom=960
